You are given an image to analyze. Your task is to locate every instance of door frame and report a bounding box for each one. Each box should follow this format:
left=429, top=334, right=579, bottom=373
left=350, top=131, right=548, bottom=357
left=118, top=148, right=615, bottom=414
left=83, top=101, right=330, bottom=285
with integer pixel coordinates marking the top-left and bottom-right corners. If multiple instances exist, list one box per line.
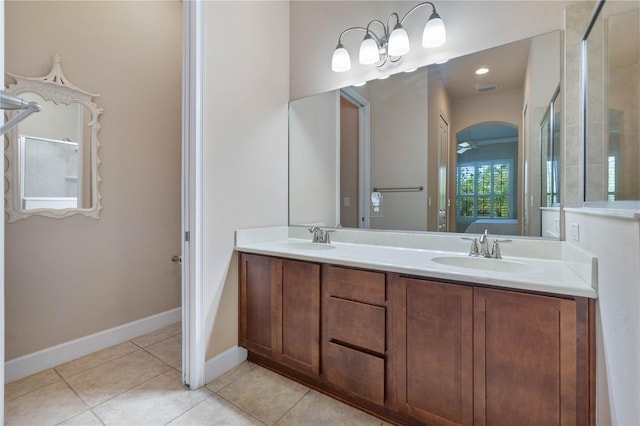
left=181, top=0, right=205, bottom=390
left=1, top=0, right=6, bottom=420
left=340, top=88, right=370, bottom=229
left=438, top=113, right=450, bottom=232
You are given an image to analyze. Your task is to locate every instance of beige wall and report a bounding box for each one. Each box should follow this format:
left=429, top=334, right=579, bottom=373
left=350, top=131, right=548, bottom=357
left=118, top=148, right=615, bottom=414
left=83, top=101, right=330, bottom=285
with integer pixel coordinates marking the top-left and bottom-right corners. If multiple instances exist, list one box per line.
left=202, top=1, right=289, bottom=359
left=365, top=73, right=429, bottom=230
left=604, top=8, right=639, bottom=200
left=453, top=89, right=523, bottom=139
left=289, top=90, right=339, bottom=227
left=4, top=1, right=182, bottom=360
left=523, top=31, right=561, bottom=236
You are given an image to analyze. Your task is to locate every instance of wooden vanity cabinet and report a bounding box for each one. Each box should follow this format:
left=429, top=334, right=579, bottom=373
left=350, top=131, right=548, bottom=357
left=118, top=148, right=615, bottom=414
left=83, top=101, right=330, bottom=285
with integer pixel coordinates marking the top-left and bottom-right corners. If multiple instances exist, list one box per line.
left=239, top=253, right=320, bottom=377
left=389, top=276, right=474, bottom=426
left=239, top=254, right=594, bottom=426
left=473, top=287, right=591, bottom=425
left=238, top=253, right=278, bottom=360
left=389, top=274, right=594, bottom=426
left=323, top=265, right=387, bottom=406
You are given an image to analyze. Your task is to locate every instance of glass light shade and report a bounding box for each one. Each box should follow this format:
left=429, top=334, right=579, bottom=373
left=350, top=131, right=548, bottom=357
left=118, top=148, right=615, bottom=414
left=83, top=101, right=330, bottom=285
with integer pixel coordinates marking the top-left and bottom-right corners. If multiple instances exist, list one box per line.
left=331, top=43, right=351, bottom=72
left=359, top=35, right=380, bottom=65
left=422, top=13, right=446, bottom=48
left=388, top=24, right=410, bottom=57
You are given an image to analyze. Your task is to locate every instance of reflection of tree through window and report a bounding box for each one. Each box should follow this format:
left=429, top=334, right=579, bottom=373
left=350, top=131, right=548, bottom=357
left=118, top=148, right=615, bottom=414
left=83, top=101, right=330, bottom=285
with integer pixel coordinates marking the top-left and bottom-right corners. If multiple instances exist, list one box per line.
left=456, top=160, right=513, bottom=221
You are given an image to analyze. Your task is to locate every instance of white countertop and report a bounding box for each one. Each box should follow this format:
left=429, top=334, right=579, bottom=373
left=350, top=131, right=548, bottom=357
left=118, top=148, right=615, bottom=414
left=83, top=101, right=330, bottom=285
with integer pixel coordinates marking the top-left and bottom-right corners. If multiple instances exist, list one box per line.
left=235, top=227, right=598, bottom=299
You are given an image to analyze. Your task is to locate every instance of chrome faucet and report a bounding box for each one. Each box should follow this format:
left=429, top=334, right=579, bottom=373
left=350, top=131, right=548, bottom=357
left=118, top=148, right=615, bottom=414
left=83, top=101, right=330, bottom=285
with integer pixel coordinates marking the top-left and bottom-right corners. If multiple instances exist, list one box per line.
left=308, top=226, right=333, bottom=244
left=462, top=229, right=511, bottom=259
left=479, top=229, right=491, bottom=257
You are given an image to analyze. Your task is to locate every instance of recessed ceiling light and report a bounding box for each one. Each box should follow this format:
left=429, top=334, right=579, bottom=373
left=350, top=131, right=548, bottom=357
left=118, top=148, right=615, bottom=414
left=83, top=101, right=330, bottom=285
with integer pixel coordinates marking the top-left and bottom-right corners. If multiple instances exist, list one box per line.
left=353, top=81, right=367, bottom=87
left=436, top=59, right=449, bottom=64
left=475, top=67, right=489, bottom=75
left=378, top=75, right=390, bottom=80
left=404, top=68, right=418, bottom=73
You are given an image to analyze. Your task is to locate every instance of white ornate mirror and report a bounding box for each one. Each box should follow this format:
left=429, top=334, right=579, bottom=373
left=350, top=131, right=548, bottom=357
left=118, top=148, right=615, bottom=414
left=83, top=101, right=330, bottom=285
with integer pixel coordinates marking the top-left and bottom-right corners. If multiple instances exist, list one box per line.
left=4, top=55, right=102, bottom=222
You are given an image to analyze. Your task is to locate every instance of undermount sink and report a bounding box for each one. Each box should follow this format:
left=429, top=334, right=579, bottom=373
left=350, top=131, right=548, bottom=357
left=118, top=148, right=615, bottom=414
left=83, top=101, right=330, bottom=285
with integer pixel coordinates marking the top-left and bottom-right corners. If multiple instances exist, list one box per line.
left=279, top=242, right=336, bottom=251
left=431, top=255, right=537, bottom=273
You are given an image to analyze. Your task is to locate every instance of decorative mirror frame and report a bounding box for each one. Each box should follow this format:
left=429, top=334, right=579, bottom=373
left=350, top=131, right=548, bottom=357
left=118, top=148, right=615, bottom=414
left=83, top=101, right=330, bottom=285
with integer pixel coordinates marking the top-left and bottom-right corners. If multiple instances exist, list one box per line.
left=4, top=55, right=103, bottom=222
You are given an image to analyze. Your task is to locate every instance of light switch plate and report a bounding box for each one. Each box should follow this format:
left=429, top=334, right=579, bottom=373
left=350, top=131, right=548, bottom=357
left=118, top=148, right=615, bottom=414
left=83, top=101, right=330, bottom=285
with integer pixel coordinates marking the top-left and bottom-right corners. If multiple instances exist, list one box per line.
left=571, top=223, right=580, bottom=241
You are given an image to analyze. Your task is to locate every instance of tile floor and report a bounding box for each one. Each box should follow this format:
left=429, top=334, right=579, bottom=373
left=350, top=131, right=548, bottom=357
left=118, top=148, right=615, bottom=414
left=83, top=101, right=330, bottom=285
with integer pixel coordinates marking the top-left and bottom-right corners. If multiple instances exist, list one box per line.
left=5, top=323, right=388, bottom=425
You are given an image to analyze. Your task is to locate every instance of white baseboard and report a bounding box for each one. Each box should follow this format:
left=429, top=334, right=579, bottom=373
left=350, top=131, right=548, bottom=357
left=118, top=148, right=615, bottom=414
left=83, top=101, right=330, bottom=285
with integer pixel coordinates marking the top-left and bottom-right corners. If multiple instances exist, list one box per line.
left=5, top=307, right=182, bottom=383
left=205, top=346, right=248, bottom=384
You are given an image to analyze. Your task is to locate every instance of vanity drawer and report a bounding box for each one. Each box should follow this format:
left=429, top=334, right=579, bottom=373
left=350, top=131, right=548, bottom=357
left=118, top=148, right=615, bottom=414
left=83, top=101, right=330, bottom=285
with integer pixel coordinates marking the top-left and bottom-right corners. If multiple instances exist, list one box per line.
left=325, top=266, right=386, bottom=306
left=325, top=341, right=385, bottom=405
left=326, top=296, right=385, bottom=354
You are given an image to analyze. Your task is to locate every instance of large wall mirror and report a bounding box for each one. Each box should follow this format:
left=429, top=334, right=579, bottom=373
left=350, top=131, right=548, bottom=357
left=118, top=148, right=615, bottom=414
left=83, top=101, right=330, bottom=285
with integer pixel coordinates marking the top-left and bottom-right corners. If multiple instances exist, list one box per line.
left=290, top=30, right=562, bottom=239
left=583, top=0, right=639, bottom=205
left=4, top=55, right=102, bottom=222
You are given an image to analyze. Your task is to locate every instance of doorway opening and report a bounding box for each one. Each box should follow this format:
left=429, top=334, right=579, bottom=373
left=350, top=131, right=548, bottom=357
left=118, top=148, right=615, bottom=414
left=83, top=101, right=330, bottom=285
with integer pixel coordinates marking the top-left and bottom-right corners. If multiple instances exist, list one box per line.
left=339, top=88, right=370, bottom=229
left=455, top=122, right=519, bottom=235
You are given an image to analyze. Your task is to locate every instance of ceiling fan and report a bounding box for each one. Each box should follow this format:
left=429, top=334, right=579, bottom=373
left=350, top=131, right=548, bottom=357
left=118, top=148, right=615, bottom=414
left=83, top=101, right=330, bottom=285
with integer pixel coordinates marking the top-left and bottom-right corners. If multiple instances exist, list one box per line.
left=457, top=140, right=477, bottom=154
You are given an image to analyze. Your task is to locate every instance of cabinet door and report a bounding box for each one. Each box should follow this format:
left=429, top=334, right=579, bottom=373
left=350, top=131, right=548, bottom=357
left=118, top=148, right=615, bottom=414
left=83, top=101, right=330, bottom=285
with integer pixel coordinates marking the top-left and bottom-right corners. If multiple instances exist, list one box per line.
left=474, top=288, right=577, bottom=426
left=281, top=259, right=320, bottom=376
left=238, top=253, right=281, bottom=360
left=390, top=277, right=473, bottom=426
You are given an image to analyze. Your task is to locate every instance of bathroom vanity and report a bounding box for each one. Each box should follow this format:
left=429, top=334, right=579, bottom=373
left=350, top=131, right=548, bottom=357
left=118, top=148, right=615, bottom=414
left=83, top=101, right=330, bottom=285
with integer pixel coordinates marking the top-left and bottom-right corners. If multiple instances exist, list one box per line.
left=236, top=227, right=596, bottom=426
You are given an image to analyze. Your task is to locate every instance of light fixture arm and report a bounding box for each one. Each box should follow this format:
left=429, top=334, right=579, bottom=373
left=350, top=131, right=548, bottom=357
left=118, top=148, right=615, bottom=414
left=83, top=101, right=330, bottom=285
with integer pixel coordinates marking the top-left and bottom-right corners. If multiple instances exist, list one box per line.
left=364, top=20, right=387, bottom=45
left=336, top=26, right=368, bottom=45
left=387, top=12, right=400, bottom=35
left=398, top=1, right=438, bottom=25
left=335, top=22, right=389, bottom=68
left=336, top=21, right=386, bottom=46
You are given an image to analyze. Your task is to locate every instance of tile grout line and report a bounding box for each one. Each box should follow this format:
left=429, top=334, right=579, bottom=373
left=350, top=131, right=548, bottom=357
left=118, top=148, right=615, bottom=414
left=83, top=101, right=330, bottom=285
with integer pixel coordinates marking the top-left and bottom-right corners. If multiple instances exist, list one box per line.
left=88, top=364, right=176, bottom=413
left=160, top=390, right=214, bottom=426
left=204, top=361, right=258, bottom=394
left=208, top=364, right=306, bottom=426
left=7, top=325, right=183, bottom=425
left=54, top=343, right=140, bottom=380
left=139, top=342, right=182, bottom=371
left=272, top=388, right=311, bottom=426
left=4, top=371, right=61, bottom=402
left=206, top=392, right=271, bottom=426
left=51, top=367, right=106, bottom=426
left=62, top=334, right=181, bottom=419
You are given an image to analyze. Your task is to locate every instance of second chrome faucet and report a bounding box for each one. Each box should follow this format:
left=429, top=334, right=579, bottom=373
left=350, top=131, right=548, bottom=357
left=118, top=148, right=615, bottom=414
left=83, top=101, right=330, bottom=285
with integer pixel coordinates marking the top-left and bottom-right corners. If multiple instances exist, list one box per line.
left=463, top=229, right=511, bottom=259
left=308, top=226, right=334, bottom=244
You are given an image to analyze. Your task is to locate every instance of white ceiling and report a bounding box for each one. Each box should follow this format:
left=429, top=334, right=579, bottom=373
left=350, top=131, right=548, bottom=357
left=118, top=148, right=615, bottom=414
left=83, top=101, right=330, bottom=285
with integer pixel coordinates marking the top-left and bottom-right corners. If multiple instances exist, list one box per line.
left=430, top=37, right=531, bottom=101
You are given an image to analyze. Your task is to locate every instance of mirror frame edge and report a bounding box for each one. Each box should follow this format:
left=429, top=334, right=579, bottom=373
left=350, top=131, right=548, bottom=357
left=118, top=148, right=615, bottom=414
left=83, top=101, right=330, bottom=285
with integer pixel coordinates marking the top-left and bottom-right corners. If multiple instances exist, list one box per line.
left=4, top=56, right=103, bottom=223
left=580, top=0, right=606, bottom=204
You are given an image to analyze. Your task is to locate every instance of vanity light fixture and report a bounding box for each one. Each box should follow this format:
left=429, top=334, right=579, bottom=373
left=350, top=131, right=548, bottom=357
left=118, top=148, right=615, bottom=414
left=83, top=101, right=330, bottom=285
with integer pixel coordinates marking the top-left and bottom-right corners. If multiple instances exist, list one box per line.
left=331, top=1, right=446, bottom=72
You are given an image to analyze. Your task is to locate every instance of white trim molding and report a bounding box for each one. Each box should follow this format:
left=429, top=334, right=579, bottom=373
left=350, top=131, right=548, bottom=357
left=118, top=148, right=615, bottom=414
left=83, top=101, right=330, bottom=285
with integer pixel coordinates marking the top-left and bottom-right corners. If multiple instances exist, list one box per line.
left=182, top=0, right=206, bottom=390
left=205, top=346, right=248, bottom=384
left=5, top=308, right=181, bottom=383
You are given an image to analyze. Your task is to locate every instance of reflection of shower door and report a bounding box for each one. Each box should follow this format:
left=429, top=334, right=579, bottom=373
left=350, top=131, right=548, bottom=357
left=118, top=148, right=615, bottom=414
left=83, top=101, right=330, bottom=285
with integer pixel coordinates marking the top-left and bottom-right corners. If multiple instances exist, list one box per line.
left=438, top=115, right=449, bottom=232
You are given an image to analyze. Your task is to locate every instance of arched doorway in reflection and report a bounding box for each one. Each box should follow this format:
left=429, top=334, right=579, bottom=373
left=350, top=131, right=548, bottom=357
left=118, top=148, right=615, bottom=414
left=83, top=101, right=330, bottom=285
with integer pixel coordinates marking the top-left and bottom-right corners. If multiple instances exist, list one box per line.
left=455, top=122, right=519, bottom=235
